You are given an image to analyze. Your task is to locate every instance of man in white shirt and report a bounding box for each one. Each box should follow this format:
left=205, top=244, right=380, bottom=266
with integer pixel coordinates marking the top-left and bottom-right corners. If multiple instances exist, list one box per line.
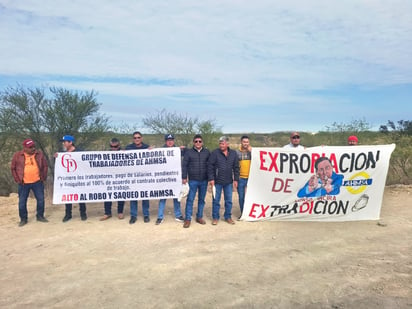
left=283, top=131, right=304, bottom=149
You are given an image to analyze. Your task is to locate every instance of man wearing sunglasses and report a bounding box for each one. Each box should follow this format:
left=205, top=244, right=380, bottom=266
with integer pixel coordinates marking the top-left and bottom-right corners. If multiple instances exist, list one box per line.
left=11, top=139, right=49, bottom=226
left=284, top=131, right=304, bottom=149
left=100, top=138, right=125, bottom=221
left=181, top=134, right=210, bottom=228
left=125, top=131, right=151, bottom=224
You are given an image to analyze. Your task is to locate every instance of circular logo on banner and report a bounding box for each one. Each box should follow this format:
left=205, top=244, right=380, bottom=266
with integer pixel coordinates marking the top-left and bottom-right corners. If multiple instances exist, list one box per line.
left=346, top=171, right=370, bottom=194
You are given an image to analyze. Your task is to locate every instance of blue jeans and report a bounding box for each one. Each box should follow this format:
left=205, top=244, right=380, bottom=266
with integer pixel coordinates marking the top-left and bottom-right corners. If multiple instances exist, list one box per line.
left=212, top=183, right=233, bottom=220
left=157, top=198, right=182, bottom=219
left=130, top=200, right=150, bottom=218
left=185, top=180, right=208, bottom=221
left=104, top=201, right=125, bottom=215
left=237, top=177, right=248, bottom=214
left=18, top=181, right=45, bottom=220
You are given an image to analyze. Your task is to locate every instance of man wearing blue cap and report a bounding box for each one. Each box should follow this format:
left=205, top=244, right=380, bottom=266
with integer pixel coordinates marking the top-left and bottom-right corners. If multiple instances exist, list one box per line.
left=155, top=134, right=185, bottom=225
left=57, top=135, right=88, bottom=222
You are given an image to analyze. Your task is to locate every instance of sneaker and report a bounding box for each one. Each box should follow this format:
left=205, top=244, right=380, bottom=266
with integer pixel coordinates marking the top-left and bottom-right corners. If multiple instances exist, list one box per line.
left=36, top=216, right=48, bottom=223
left=62, top=215, right=72, bottom=222
left=175, top=216, right=184, bottom=223
left=155, top=218, right=164, bottom=225
left=18, top=219, right=27, bottom=227
left=81, top=213, right=87, bottom=221
left=129, top=216, right=137, bottom=224
left=144, top=216, right=150, bottom=223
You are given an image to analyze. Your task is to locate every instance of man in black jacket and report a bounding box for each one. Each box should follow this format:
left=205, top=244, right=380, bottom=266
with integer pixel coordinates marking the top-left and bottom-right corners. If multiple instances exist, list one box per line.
left=208, top=136, right=240, bottom=225
left=182, top=134, right=210, bottom=228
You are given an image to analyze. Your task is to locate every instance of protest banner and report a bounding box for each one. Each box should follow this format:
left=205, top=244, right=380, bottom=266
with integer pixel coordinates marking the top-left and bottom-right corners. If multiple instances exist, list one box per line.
left=242, top=144, right=396, bottom=221
left=53, top=147, right=182, bottom=204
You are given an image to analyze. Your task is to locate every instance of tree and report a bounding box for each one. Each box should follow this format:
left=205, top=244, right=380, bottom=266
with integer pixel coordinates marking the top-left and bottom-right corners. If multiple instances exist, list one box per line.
left=142, top=109, right=222, bottom=147
left=325, top=118, right=372, bottom=133
left=0, top=85, right=110, bottom=174
left=379, top=120, right=412, bottom=135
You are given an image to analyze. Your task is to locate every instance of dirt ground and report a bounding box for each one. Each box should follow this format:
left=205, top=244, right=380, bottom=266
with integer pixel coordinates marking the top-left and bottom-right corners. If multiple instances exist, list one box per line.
left=0, top=185, right=411, bottom=309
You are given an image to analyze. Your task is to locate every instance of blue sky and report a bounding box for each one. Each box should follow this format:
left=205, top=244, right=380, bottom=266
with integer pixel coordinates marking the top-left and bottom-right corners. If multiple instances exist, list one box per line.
left=1, top=1, right=411, bottom=133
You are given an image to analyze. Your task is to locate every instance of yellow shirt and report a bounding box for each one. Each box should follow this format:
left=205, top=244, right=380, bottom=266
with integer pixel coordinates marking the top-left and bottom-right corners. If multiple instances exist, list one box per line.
left=237, top=147, right=251, bottom=179
left=23, top=153, right=40, bottom=184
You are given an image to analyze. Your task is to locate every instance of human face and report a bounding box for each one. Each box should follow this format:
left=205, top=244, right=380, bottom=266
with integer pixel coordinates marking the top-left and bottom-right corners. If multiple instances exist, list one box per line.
left=62, top=140, right=73, bottom=151
left=316, top=160, right=333, bottom=184
left=241, top=138, right=249, bottom=150
left=193, top=138, right=203, bottom=150
left=133, top=134, right=142, bottom=146
left=23, top=145, right=36, bottom=155
left=165, top=139, right=175, bottom=147
left=348, top=140, right=358, bottom=146
left=110, top=142, right=120, bottom=151
left=290, top=132, right=300, bottom=146
left=219, top=140, right=228, bottom=152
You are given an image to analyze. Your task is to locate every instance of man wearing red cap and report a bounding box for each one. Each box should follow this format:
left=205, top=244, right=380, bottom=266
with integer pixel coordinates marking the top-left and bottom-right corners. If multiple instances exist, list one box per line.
left=348, top=135, right=359, bottom=145
left=11, top=139, right=49, bottom=226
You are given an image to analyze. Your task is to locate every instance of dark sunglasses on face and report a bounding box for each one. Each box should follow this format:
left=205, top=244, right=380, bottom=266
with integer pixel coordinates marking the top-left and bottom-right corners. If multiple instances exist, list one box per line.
left=292, top=136, right=300, bottom=139
left=110, top=145, right=120, bottom=149
left=194, top=140, right=203, bottom=143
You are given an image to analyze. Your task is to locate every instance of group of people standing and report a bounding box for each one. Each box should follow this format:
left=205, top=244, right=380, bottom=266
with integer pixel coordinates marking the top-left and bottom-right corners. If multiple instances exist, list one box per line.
left=10, top=132, right=252, bottom=228
left=11, top=131, right=358, bottom=227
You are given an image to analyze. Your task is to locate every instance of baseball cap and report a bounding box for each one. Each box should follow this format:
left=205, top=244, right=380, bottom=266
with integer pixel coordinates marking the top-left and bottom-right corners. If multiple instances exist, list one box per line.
left=60, top=135, right=75, bottom=142
left=22, top=139, right=35, bottom=148
left=165, top=134, right=175, bottom=140
left=219, top=136, right=229, bottom=143
left=348, top=135, right=358, bottom=143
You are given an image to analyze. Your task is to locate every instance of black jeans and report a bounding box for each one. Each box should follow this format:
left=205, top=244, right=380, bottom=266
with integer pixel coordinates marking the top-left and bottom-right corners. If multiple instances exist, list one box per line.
left=65, top=203, right=86, bottom=216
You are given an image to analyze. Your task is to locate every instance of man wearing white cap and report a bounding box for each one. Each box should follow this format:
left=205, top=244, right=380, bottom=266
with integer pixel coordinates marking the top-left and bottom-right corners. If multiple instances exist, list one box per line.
left=11, top=138, right=49, bottom=226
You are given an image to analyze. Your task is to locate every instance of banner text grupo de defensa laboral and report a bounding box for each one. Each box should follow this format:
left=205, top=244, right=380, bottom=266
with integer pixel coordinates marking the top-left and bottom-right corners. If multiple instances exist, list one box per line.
left=53, top=147, right=182, bottom=204
left=242, top=144, right=395, bottom=222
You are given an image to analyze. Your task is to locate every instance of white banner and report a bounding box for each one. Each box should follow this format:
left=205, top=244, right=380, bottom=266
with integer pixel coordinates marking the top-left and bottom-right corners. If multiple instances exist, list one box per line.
left=242, top=144, right=395, bottom=221
left=53, top=147, right=182, bottom=204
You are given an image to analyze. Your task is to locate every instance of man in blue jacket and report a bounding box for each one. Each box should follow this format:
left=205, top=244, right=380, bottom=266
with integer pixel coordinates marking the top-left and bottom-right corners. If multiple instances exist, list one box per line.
left=208, top=136, right=240, bottom=225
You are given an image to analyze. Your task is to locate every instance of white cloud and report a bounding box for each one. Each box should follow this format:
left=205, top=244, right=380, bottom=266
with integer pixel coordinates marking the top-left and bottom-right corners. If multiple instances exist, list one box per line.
left=1, top=0, right=411, bottom=132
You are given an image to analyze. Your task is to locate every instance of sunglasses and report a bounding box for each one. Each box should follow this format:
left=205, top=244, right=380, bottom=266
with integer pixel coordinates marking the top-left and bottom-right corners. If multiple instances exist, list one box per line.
left=292, top=135, right=300, bottom=139
left=110, top=145, right=120, bottom=149
left=194, top=140, right=203, bottom=143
